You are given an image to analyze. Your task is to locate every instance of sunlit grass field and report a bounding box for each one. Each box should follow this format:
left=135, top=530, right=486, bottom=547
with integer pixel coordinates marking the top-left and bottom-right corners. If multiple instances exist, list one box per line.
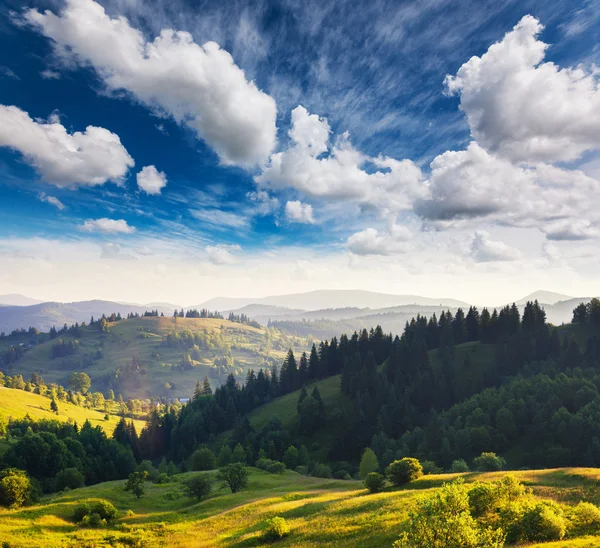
left=0, top=386, right=145, bottom=436
left=2, top=467, right=600, bottom=547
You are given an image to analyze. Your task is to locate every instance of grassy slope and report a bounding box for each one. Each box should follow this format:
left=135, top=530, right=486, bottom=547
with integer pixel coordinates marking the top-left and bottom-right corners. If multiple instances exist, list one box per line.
left=9, top=317, right=301, bottom=399
left=0, top=386, right=145, bottom=435
left=2, top=467, right=600, bottom=547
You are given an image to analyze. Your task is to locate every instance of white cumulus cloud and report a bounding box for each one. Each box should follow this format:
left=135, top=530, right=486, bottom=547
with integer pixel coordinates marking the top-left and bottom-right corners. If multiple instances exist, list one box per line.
left=470, top=230, right=523, bottom=262
left=0, top=105, right=133, bottom=187
left=257, top=105, right=424, bottom=212
left=81, top=218, right=136, bottom=234
left=137, top=165, right=167, bottom=195
left=445, top=15, right=600, bottom=164
left=25, top=0, right=277, bottom=166
left=285, top=200, right=315, bottom=224
left=347, top=226, right=412, bottom=256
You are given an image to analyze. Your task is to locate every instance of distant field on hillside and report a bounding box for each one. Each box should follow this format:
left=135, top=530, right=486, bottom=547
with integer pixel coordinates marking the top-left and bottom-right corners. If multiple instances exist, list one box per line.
left=5, top=316, right=309, bottom=399
left=0, top=386, right=145, bottom=435
left=1, top=467, right=600, bottom=547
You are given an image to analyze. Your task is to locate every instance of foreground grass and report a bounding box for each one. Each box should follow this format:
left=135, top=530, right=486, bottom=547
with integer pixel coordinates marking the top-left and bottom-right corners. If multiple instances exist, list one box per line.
left=0, top=386, right=145, bottom=435
left=2, top=467, right=600, bottom=547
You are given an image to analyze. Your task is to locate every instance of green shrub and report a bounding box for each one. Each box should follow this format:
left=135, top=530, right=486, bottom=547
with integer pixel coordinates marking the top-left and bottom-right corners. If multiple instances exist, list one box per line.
left=468, top=482, right=498, bottom=517
left=519, top=502, right=566, bottom=542
left=313, top=463, right=332, bottom=478
left=386, top=458, right=423, bottom=486
left=55, top=467, right=85, bottom=491
left=394, top=479, right=504, bottom=548
left=421, top=460, right=443, bottom=475
left=572, top=501, right=600, bottom=534
left=472, top=452, right=506, bottom=472
left=364, top=472, right=386, bottom=493
left=182, top=474, right=212, bottom=501
left=333, top=470, right=352, bottom=480
left=154, top=473, right=169, bottom=484
left=82, top=512, right=105, bottom=528
left=295, top=465, right=308, bottom=476
left=73, top=503, right=91, bottom=523
left=190, top=447, right=216, bottom=471
left=262, top=516, right=290, bottom=542
left=91, top=500, right=118, bottom=522
left=282, top=446, right=299, bottom=470
left=450, top=459, right=469, bottom=473
left=0, top=468, right=33, bottom=508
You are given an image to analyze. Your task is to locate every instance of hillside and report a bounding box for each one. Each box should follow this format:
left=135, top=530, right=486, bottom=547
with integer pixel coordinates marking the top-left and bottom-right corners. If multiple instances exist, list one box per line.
left=3, top=316, right=308, bottom=399
left=0, top=386, right=144, bottom=435
left=1, top=467, right=600, bottom=547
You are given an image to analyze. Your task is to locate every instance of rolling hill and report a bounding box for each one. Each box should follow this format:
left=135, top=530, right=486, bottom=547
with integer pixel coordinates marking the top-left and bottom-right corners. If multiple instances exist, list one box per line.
left=0, top=386, right=145, bottom=435
left=3, top=315, right=308, bottom=399
left=1, top=466, right=600, bottom=547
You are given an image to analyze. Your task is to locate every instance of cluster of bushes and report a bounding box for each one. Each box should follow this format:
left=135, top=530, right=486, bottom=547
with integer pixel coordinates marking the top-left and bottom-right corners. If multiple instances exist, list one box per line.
left=256, top=458, right=286, bottom=475
left=73, top=500, right=118, bottom=528
left=394, top=475, right=600, bottom=547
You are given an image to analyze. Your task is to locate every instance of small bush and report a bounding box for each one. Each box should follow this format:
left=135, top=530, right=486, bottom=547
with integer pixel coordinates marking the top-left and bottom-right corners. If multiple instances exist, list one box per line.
left=82, top=512, right=105, bottom=528
left=468, top=482, right=498, bottom=517
left=190, top=447, right=216, bottom=471
left=572, top=501, right=600, bottom=533
left=73, top=503, right=91, bottom=523
left=295, top=466, right=308, bottom=476
left=333, top=470, right=352, bottom=480
left=0, top=468, right=33, bottom=508
left=450, top=459, right=469, bottom=473
left=91, top=500, right=119, bottom=522
left=472, top=452, right=506, bottom=472
left=262, top=516, right=290, bottom=542
left=364, top=472, right=386, bottom=493
left=421, top=460, right=443, bottom=475
left=386, top=458, right=423, bottom=486
left=154, top=473, right=169, bottom=484
left=182, top=474, right=212, bottom=501
left=519, top=502, right=566, bottom=542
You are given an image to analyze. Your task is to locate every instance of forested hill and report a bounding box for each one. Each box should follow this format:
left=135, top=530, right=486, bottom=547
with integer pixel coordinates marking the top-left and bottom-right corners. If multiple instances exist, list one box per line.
left=125, top=299, right=600, bottom=471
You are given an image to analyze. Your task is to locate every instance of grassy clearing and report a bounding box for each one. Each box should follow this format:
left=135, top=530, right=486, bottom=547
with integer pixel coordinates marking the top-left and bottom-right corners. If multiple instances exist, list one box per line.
left=0, top=386, right=145, bottom=435
left=2, top=467, right=600, bottom=547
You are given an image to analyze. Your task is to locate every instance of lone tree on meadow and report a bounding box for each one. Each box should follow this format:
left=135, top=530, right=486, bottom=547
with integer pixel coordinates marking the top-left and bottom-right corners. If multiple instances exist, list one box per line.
left=124, top=471, right=148, bottom=499
left=218, top=463, right=249, bottom=493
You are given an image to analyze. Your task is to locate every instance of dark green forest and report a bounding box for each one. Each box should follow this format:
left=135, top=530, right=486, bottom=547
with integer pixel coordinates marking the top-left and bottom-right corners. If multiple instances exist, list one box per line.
left=2, top=298, right=600, bottom=497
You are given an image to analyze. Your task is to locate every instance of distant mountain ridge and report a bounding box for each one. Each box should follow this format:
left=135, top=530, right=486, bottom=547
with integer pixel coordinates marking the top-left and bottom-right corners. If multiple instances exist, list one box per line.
left=0, top=289, right=595, bottom=335
left=196, top=289, right=471, bottom=312
left=0, top=294, right=45, bottom=306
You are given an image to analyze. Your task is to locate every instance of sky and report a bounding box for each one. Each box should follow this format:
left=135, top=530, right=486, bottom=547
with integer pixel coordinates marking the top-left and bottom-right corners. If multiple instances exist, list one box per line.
left=0, top=0, right=599, bottom=306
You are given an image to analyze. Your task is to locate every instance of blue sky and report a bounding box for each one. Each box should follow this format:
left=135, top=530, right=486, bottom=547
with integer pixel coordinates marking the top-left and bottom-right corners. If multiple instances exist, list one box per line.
left=0, top=0, right=599, bottom=305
